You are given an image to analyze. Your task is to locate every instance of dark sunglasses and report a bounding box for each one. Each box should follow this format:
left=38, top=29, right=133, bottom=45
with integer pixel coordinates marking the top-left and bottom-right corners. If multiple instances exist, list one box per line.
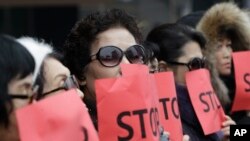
left=90, top=45, right=146, bottom=67
left=167, top=57, right=206, bottom=71
left=9, top=85, right=39, bottom=104
left=42, top=75, right=79, bottom=97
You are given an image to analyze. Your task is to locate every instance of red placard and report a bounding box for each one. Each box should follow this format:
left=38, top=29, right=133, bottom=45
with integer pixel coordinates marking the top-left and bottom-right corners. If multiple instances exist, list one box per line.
left=232, top=51, right=250, bottom=112
left=154, top=72, right=183, bottom=141
left=95, top=64, right=161, bottom=141
left=16, top=89, right=99, bottom=141
left=120, top=63, right=149, bottom=76
left=186, top=69, right=225, bottom=135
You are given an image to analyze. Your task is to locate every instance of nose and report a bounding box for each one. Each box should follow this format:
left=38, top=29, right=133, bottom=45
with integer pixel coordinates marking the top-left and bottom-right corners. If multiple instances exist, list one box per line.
left=118, top=56, right=130, bottom=76
left=76, top=89, right=84, bottom=99
left=120, top=56, right=130, bottom=64
left=222, top=46, right=232, bottom=59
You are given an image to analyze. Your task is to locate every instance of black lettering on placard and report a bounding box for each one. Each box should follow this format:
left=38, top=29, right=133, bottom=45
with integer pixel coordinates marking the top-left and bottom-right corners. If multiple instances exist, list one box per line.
left=159, top=97, right=179, bottom=120
left=212, top=91, right=221, bottom=109
left=150, top=108, right=156, bottom=136
left=133, top=109, right=147, bottom=138
left=244, top=73, right=250, bottom=92
left=82, top=127, right=88, bottom=141
left=206, top=91, right=215, bottom=110
left=155, top=108, right=159, bottom=129
left=159, top=98, right=170, bottom=120
left=117, top=108, right=160, bottom=140
left=154, top=108, right=160, bottom=136
left=150, top=108, right=160, bottom=136
left=171, top=97, right=179, bottom=119
left=117, top=111, right=134, bottom=141
left=200, top=92, right=210, bottom=112
left=200, top=91, right=221, bottom=113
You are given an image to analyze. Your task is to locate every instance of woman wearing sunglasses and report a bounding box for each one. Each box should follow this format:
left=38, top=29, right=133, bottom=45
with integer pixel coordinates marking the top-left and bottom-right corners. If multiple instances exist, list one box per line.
left=62, top=9, right=191, bottom=141
left=0, top=35, right=35, bottom=141
left=146, top=23, right=235, bottom=141
left=17, top=37, right=84, bottom=100
left=62, top=8, right=146, bottom=129
left=197, top=2, right=250, bottom=124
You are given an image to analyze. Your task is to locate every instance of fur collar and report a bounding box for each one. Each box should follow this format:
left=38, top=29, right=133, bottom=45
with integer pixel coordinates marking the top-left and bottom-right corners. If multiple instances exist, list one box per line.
left=196, top=2, right=250, bottom=107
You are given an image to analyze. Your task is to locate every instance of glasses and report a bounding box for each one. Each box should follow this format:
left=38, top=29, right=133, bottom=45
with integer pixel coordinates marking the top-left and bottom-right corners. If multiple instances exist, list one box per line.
left=167, top=57, right=206, bottom=71
left=42, top=75, right=79, bottom=97
left=9, top=85, right=39, bottom=104
left=90, top=45, right=146, bottom=67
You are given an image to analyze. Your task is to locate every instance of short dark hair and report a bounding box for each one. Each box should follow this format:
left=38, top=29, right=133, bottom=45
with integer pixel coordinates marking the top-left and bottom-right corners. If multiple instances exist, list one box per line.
left=146, top=23, right=206, bottom=62
left=62, top=8, right=142, bottom=81
left=142, top=41, right=160, bottom=63
left=0, top=34, right=35, bottom=128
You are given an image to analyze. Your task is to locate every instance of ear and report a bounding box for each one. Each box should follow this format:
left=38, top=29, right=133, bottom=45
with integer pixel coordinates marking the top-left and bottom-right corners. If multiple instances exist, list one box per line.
left=79, top=79, right=87, bottom=86
left=158, top=60, right=172, bottom=72
left=78, top=68, right=87, bottom=86
left=158, top=61, right=168, bottom=72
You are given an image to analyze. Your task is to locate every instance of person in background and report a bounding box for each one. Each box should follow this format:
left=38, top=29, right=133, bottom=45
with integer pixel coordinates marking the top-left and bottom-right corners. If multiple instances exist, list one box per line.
left=0, top=34, right=35, bottom=141
left=17, top=37, right=83, bottom=100
left=146, top=23, right=235, bottom=141
left=62, top=8, right=146, bottom=129
left=143, top=41, right=160, bottom=73
left=176, top=11, right=204, bottom=28
left=196, top=2, right=250, bottom=123
left=62, top=8, right=187, bottom=141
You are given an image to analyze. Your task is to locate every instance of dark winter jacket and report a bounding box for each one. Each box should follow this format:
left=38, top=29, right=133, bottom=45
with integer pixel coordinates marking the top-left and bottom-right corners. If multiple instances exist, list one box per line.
left=197, top=2, right=250, bottom=113
left=176, top=84, right=223, bottom=141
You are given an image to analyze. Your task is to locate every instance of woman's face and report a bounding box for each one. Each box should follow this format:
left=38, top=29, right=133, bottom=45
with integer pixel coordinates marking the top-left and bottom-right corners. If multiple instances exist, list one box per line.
left=173, top=41, right=203, bottom=85
left=8, top=74, right=33, bottom=109
left=215, top=38, right=232, bottom=76
left=83, top=27, right=138, bottom=97
left=42, top=57, right=83, bottom=98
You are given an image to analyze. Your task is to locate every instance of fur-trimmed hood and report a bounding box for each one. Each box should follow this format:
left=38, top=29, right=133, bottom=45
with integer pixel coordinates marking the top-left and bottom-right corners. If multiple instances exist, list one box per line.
left=196, top=2, right=250, bottom=108
left=197, top=2, right=250, bottom=51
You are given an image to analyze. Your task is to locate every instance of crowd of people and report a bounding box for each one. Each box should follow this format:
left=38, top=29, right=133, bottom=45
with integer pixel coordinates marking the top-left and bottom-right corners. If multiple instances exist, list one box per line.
left=1, top=2, right=250, bottom=141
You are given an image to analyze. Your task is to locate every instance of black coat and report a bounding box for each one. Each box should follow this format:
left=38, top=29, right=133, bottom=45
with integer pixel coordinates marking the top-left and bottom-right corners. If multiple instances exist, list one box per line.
left=220, top=74, right=249, bottom=125
left=176, top=84, right=223, bottom=141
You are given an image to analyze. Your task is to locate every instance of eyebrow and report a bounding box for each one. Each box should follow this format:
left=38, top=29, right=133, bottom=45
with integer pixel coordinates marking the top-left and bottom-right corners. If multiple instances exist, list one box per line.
left=54, top=74, right=68, bottom=81
left=18, top=82, right=32, bottom=89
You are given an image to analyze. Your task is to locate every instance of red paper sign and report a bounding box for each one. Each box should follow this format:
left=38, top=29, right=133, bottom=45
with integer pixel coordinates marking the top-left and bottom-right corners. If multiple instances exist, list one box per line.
left=186, top=69, right=225, bottom=135
left=120, top=63, right=149, bottom=76
left=154, top=72, right=183, bottom=141
left=16, top=89, right=99, bottom=141
left=95, top=64, right=161, bottom=141
left=232, top=51, right=250, bottom=112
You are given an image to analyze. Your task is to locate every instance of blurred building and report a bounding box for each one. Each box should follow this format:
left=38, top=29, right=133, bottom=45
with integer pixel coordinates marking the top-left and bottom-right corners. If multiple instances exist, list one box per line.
left=0, top=0, right=247, bottom=50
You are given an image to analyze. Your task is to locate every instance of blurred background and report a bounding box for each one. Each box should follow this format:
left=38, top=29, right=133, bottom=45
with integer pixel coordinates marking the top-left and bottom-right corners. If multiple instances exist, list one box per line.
left=0, top=0, right=249, bottom=50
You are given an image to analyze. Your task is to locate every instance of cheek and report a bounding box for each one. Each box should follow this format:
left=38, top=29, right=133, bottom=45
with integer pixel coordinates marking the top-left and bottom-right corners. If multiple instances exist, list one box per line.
left=178, top=68, right=187, bottom=81
left=215, top=52, right=223, bottom=64
left=12, top=99, right=29, bottom=109
left=85, top=63, right=120, bottom=93
left=8, top=81, right=19, bottom=94
left=173, top=66, right=188, bottom=85
left=43, top=76, right=56, bottom=92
